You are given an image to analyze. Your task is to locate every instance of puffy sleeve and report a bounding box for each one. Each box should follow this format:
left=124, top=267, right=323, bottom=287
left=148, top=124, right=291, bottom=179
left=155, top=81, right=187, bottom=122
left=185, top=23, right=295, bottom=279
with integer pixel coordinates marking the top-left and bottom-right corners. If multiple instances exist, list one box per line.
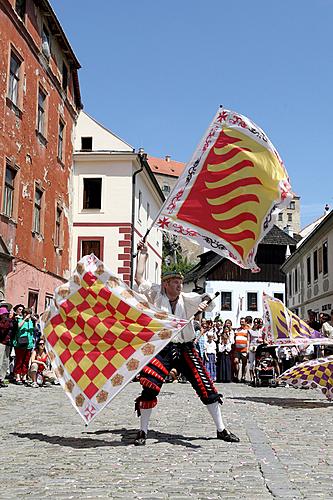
left=137, top=279, right=160, bottom=305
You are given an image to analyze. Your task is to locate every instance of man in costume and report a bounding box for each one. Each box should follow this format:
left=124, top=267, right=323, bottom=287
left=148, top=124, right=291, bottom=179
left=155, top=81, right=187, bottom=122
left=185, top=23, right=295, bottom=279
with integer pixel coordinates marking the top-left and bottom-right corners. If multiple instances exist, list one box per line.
left=133, top=241, right=239, bottom=446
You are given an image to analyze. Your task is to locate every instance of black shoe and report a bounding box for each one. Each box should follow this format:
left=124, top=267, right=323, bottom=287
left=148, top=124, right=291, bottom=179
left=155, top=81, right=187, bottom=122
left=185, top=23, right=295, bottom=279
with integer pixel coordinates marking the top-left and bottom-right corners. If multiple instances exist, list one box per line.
left=217, top=429, right=240, bottom=443
left=134, top=430, right=146, bottom=446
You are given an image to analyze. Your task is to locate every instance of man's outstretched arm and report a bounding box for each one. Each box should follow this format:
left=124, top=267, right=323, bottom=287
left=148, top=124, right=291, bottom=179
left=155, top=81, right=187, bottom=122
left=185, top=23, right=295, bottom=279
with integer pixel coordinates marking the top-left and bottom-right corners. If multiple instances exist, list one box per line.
left=134, top=240, right=148, bottom=286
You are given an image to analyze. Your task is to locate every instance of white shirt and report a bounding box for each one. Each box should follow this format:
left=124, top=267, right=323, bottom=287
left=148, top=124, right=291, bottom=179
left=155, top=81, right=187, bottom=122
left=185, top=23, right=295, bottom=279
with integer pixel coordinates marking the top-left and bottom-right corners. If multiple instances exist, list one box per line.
left=322, top=321, right=333, bottom=339
left=138, top=280, right=214, bottom=343
left=204, top=340, right=217, bottom=355
left=218, top=341, right=232, bottom=353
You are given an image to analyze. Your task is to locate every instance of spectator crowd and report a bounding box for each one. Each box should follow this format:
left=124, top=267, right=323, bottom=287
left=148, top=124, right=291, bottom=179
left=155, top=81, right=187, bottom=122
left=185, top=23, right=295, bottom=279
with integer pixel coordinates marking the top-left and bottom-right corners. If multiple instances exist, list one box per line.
left=189, top=310, right=333, bottom=386
left=0, top=304, right=58, bottom=389
left=0, top=301, right=332, bottom=390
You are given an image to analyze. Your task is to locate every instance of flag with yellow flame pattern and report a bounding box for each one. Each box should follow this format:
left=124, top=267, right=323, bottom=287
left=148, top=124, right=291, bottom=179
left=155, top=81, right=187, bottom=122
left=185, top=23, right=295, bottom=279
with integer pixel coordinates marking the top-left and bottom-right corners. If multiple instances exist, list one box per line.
left=155, top=107, right=292, bottom=271
left=262, top=293, right=329, bottom=345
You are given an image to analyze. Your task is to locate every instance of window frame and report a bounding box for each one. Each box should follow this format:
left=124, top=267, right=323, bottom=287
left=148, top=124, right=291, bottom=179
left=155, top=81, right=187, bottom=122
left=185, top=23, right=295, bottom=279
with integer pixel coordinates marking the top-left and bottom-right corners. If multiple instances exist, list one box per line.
left=247, top=292, right=258, bottom=311
left=54, top=204, right=63, bottom=249
left=77, top=237, right=104, bottom=261
left=313, top=249, right=318, bottom=282
left=8, top=49, right=23, bottom=110
left=57, top=119, right=65, bottom=162
left=307, top=256, right=311, bottom=286
left=287, top=212, right=293, bottom=222
left=323, top=241, right=328, bottom=276
left=37, top=86, right=47, bottom=138
left=33, top=183, right=44, bottom=235
left=2, top=162, right=17, bottom=218
left=220, top=291, right=232, bottom=311
left=82, top=177, right=102, bottom=210
left=138, top=190, right=142, bottom=222
left=81, top=137, right=93, bottom=151
left=15, top=0, right=26, bottom=20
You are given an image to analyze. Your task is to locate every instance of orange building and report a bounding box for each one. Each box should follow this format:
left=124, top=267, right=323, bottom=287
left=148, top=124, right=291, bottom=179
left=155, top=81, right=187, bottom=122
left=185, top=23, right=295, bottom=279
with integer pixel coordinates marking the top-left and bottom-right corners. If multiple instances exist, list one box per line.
left=0, top=0, right=81, bottom=310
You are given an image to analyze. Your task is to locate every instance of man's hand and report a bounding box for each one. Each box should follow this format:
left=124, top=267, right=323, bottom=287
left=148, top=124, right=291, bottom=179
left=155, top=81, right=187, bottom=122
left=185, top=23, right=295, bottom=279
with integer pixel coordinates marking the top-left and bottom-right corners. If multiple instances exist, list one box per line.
left=137, top=240, right=148, bottom=255
left=198, top=300, right=209, bottom=312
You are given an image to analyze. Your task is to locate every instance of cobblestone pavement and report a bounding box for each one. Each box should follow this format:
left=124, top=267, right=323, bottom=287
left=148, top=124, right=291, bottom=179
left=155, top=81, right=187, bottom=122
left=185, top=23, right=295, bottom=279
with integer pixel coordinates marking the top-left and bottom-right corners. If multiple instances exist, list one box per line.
left=1, top=381, right=332, bottom=499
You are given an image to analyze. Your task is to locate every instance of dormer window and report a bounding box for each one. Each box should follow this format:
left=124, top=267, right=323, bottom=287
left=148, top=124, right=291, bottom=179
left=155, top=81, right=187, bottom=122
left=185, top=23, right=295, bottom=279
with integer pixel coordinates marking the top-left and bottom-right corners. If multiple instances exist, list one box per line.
left=15, top=0, right=26, bottom=19
left=42, top=25, right=51, bottom=59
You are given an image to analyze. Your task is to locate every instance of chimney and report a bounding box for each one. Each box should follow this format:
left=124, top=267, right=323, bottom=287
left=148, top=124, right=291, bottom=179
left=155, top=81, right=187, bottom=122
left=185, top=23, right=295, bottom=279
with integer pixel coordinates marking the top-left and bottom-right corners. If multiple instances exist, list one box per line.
left=165, top=155, right=171, bottom=162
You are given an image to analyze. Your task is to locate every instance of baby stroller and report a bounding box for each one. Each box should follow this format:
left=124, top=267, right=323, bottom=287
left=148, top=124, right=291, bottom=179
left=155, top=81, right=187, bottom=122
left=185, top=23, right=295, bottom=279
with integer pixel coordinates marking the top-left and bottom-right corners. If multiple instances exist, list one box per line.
left=254, top=345, right=278, bottom=387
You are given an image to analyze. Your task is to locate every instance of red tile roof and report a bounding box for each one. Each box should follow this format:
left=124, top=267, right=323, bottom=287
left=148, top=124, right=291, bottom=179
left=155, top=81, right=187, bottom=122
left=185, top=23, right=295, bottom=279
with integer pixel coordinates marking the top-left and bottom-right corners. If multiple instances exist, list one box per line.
left=147, top=155, right=185, bottom=177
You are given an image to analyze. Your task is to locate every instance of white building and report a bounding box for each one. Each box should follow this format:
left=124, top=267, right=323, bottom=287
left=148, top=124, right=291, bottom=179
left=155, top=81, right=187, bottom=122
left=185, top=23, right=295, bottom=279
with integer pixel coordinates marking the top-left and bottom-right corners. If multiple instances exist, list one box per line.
left=281, top=210, right=333, bottom=318
left=72, top=111, right=164, bottom=285
left=184, top=225, right=298, bottom=326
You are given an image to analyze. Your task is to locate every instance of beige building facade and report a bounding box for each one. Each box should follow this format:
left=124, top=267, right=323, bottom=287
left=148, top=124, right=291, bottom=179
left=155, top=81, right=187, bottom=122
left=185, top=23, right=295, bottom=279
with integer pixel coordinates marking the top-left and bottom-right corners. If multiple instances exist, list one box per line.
left=72, top=112, right=164, bottom=285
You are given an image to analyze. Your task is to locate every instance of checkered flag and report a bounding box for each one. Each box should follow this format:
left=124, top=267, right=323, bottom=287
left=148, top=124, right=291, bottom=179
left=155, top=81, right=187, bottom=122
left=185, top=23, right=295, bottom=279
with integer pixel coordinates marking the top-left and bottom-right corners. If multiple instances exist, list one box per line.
left=40, top=254, right=188, bottom=424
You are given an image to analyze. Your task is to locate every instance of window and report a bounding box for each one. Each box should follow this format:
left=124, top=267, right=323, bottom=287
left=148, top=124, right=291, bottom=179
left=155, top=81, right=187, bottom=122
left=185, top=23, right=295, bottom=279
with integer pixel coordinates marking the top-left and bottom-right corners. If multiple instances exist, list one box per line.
left=274, top=293, right=284, bottom=302
left=138, top=190, right=142, bottom=221
left=33, top=187, right=43, bottom=233
left=41, top=24, right=51, bottom=59
left=28, top=291, right=38, bottom=313
left=323, top=241, right=328, bottom=275
left=313, top=250, right=318, bottom=281
left=8, top=52, right=21, bottom=106
left=3, top=163, right=16, bottom=218
left=307, top=256, right=311, bottom=285
left=289, top=201, right=296, bottom=210
left=83, top=178, right=102, bottom=209
left=81, top=240, right=101, bottom=259
left=319, top=247, right=323, bottom=274
left=278, top=213, right=283, bottom=221
left=287, top=213, right=292, bottom=222
left=54, top=206, right=62, bottom=247
left=221, top=292, right=232, bottom=311
left=162, top=184, right=171, bottom=195
left=62, top=62, right=68, bottom=91
left=37, top=88, right=47, bottom=136
left=81, top=137, right=92, bottom=151
left=294, top=268, right=298, bottom=293
left=44, top=294, right=54, bottom=310
left=146, top=202, right=150, bottom=223
left=288, top=273, right=292, bottom=296
left=58, top=120, right=64, bottom=161
left=15, top=0, right=26, bottom=19
left=247, top=292, right=258, bottom=311
left=155, top=262, right=159, bottom=283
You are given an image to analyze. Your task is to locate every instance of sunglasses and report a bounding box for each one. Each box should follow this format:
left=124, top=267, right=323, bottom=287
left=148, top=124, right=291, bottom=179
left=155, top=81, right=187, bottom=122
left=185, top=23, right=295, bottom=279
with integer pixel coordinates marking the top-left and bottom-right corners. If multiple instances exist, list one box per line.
left=39, top=342, right=45, bottom=345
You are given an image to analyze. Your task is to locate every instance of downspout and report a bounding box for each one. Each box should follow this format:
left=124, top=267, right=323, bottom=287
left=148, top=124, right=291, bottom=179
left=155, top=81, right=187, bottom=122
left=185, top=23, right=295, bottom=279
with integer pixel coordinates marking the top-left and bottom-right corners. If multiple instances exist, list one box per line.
left=130, top=152, right=145, bottom=287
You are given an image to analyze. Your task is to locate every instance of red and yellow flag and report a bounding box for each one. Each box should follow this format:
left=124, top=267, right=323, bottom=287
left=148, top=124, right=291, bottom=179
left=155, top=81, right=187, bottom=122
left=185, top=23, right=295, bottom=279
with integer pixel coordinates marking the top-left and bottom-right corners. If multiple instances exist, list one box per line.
left=155, top=108, right=292, bottom=271
left=40, top=255, right=187, bottom=424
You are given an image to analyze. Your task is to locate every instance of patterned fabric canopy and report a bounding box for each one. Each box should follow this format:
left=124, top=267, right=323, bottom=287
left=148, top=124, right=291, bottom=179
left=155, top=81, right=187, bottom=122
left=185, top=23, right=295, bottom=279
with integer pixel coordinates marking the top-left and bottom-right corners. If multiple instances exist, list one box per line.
left=154, top=107, right=292, bottom=271
left=279, top=356, right=333, bottom=401
left=40, top=255, right=188, bottom=424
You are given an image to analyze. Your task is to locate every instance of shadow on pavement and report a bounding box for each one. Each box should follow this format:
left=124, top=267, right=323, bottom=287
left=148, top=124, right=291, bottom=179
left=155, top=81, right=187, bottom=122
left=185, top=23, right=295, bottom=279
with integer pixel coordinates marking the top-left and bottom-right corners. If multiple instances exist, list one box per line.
left=11, top=428, right=203, bottom=449
left=230, top=396, right=332, bottom=409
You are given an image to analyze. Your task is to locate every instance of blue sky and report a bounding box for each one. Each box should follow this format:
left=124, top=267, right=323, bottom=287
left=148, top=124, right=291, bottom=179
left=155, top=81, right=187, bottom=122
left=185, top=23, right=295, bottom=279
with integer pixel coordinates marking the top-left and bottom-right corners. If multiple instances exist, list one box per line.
left=52, top=0, right=333, bottom=227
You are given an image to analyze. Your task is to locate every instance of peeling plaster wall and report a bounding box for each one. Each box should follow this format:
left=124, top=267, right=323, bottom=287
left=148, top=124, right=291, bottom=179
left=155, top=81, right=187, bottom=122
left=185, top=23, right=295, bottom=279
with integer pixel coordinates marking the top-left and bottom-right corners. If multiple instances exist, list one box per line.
left=0, top=0, right=80, bottom=307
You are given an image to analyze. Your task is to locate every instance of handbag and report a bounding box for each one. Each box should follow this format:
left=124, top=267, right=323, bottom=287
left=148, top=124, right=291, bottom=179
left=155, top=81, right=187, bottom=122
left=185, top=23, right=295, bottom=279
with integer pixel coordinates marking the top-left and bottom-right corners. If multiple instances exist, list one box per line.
left=17, top=335, right=28, bottom=346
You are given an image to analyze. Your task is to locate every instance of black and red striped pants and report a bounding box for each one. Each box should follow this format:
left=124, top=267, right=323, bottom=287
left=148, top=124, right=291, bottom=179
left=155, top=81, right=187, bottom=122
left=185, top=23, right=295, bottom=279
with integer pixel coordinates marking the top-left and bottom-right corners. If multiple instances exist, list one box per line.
left=136, top=341, right=222, bottom=413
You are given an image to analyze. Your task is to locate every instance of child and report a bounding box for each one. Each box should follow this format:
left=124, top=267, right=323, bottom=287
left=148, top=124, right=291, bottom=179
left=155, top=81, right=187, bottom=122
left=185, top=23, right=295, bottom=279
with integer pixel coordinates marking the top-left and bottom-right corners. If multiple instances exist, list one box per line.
left=217, top=328, right=232, bottom=383
left=204, top=333, right=217, bottom=381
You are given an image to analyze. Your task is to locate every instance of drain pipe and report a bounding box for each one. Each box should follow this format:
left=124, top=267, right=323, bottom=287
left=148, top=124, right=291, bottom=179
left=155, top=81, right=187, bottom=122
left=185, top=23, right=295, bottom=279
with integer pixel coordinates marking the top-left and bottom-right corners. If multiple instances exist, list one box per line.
left=130, top=151, right=145, bottom=287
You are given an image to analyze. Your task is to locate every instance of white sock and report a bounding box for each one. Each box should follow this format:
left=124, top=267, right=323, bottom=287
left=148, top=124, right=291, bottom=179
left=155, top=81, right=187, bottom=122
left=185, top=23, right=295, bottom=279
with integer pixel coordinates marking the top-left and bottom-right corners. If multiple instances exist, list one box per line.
left=140, top=408, right=152, bottom=434
left=206, top=401, right=225, bottom=432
